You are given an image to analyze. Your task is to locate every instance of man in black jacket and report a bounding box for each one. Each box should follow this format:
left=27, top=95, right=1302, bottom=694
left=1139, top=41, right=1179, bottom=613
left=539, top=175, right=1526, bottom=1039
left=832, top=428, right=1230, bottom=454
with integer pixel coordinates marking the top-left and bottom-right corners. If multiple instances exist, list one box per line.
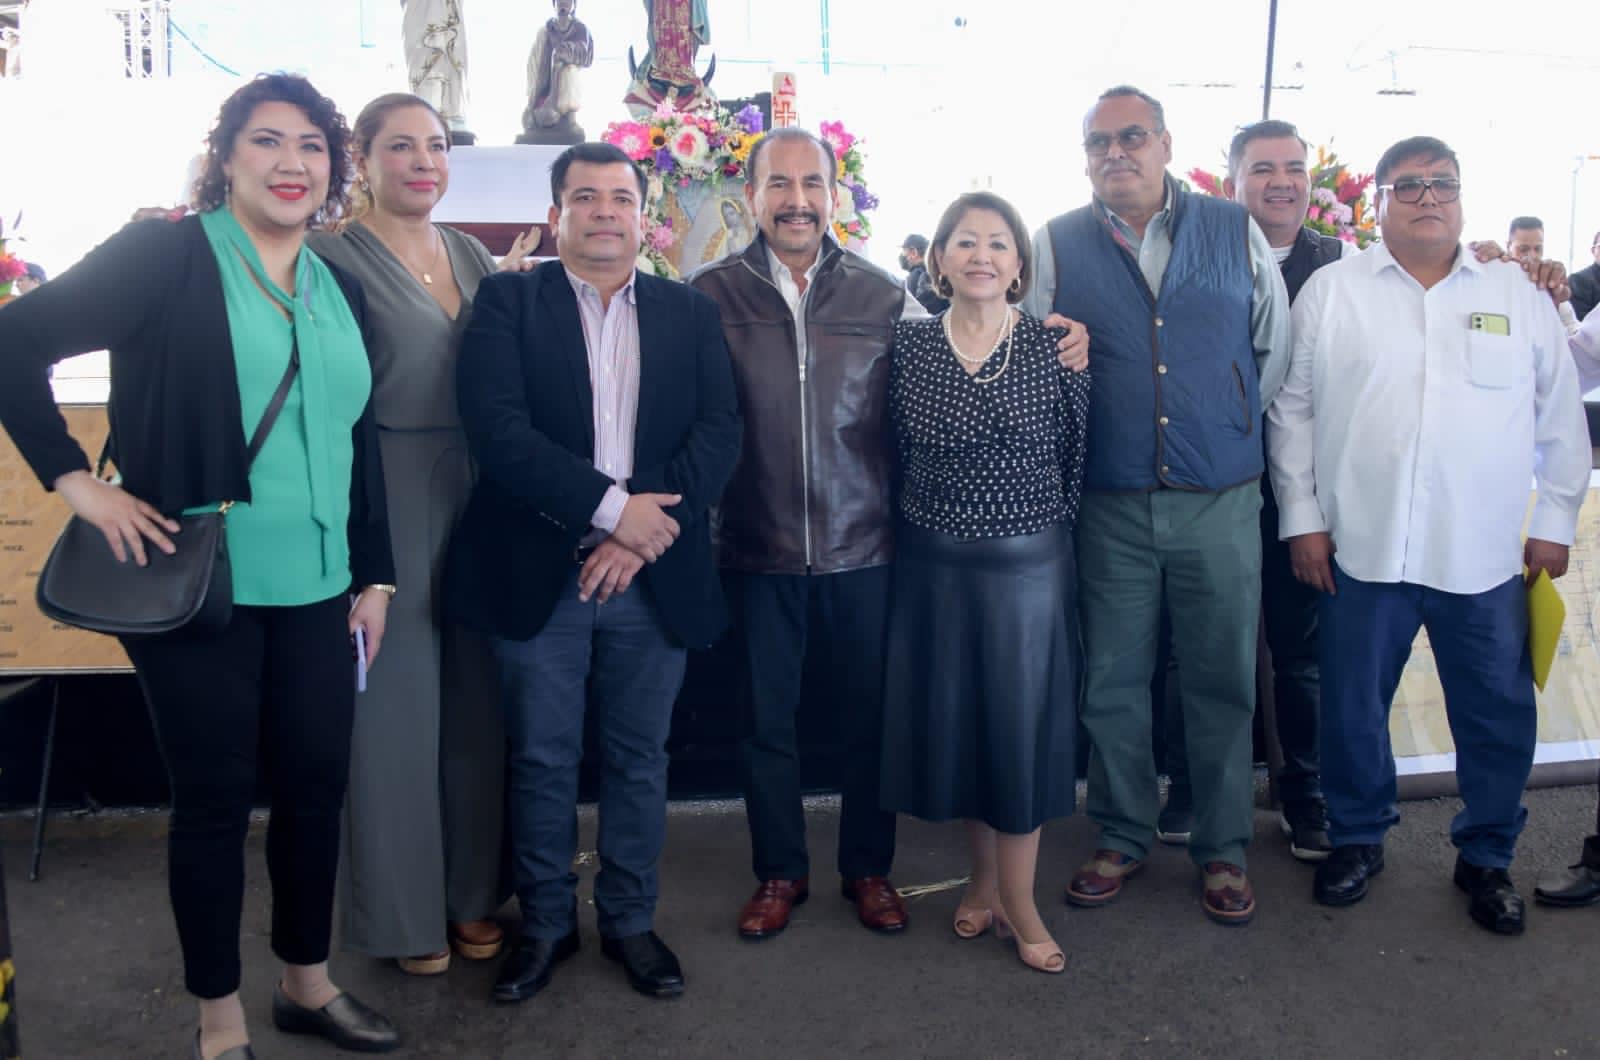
left=899, top=233, right=946, bottom=313
left=1571, top=230, right=1600, bottom=323
left=447, top=142, right=741, bottom=1004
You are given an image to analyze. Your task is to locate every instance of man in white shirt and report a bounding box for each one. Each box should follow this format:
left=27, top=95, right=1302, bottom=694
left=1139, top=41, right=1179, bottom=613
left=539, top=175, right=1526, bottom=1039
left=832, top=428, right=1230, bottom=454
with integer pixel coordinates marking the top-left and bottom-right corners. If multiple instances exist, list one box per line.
left=1268, top=135, right=1590, bottom=936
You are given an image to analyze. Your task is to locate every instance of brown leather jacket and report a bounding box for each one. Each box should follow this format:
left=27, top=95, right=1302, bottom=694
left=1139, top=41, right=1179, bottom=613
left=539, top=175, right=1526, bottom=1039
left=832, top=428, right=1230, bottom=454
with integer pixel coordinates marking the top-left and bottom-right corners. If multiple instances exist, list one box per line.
left=689, top=237, right=911, bottom=574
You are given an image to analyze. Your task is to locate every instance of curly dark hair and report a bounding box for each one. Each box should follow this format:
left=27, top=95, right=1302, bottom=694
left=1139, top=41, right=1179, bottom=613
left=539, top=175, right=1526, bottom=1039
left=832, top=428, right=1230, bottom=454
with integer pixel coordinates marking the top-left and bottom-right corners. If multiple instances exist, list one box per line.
left=191, top=73, right=353, bottom=227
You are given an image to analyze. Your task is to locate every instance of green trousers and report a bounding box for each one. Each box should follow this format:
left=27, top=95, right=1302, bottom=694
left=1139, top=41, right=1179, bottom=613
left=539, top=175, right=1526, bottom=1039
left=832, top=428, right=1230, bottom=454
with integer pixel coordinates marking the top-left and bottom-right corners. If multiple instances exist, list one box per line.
left=1077, top=483, right=1262, bottom=868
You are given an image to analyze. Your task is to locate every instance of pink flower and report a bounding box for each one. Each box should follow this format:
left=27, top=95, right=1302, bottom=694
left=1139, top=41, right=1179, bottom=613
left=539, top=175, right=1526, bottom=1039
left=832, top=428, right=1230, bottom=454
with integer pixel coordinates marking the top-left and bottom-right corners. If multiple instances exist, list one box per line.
left=648, top=225, right=676, bottom=252
left=605, top=121, right=655, bottom=162
left=1306, top=205, right=1322, bottom=222
left=819, top=119, right=855, bottom=154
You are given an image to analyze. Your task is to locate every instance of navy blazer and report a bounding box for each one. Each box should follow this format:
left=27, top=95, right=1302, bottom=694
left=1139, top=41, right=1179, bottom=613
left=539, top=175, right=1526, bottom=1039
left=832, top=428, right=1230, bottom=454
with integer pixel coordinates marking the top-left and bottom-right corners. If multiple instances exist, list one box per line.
left=445, top=261, right=742, bottom=648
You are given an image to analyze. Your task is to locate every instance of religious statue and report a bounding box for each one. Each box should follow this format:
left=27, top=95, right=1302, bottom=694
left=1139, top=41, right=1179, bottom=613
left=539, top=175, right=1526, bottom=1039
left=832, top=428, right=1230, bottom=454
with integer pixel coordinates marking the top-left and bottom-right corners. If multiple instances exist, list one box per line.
left=517, top=0, right=594, bottom=145
left=623, top=0, right=717, bottom=118
left=401, top=0, right=475, bottom=144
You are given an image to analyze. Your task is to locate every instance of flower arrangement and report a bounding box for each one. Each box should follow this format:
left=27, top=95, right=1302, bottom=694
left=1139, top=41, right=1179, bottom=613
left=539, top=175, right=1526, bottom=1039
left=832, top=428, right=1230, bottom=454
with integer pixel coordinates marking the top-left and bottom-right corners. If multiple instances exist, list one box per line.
left=821, top=119, right=878, bottom=248
left=602, top=105, right=878, bottom=278
left=0, top=212, right=25, bottom=297
left=1186, top=143, right=1378, bottom=248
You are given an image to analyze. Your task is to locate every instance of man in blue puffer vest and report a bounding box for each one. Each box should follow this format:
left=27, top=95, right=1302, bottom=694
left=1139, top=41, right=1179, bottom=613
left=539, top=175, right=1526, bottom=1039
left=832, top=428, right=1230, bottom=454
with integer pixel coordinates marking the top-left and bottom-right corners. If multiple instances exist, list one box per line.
left=1023, top=85, right=1290, bottom=926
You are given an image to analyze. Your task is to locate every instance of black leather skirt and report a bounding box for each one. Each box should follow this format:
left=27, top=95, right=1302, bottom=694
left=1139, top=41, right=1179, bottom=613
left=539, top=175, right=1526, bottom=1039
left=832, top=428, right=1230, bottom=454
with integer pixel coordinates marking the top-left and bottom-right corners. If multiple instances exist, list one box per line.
left=879, top=520, right=1080, bottom=834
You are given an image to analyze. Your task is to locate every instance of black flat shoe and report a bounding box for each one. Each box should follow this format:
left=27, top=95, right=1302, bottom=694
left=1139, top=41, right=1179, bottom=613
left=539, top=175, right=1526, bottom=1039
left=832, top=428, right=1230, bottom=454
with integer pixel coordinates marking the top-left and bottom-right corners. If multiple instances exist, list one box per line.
left=493, top=930, right=580, bottom=1004
left=271, top=986, right=401, bottom=1053
left=1454, top=856, right=1526, bottom=936
left=601, top=930, right=685, bottom=999
left=1535, top=836, right=1600, bottom=907
left=1313, top=844, right=1384, bottom=906
left=190, top=1030, right=256, bottom=1059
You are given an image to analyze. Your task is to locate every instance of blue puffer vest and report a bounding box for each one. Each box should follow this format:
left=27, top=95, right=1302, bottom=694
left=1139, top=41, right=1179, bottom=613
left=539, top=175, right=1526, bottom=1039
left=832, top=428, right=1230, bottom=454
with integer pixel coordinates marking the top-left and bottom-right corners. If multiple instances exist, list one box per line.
left=1047, top=187, right=1260, bottom=492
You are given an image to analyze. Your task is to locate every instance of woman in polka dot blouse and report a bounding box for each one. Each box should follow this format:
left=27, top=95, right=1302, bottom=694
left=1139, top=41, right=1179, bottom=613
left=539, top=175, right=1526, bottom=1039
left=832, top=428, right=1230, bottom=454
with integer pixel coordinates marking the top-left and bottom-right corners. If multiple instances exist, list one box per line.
left=879, top=191, right=1091, bottom=975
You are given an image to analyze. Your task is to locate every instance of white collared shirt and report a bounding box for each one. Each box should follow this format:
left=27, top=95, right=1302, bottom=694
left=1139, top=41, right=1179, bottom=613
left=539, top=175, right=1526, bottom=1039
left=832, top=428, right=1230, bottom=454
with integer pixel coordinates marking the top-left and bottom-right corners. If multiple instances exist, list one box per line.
left=564, top=266, right=639, bottom=537
left=1268, top=243, right=1590, bottom=595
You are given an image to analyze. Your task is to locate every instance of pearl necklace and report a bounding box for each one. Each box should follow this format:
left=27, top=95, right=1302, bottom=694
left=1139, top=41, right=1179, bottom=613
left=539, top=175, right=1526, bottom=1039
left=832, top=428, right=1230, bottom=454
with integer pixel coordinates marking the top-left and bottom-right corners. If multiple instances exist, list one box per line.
left=943, top=307, right=1016, bottom=385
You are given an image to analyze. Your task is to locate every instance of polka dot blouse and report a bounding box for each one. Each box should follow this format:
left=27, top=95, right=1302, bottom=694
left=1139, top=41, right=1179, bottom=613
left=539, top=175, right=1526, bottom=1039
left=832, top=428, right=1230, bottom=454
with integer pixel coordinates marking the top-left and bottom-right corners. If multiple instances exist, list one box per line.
left=889, top=311, right=1092, bottom=541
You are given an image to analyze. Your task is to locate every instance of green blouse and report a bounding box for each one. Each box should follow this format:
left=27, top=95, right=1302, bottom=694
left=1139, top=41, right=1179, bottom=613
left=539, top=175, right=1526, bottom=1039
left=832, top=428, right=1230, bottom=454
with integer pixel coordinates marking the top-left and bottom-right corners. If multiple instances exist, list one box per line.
left=195, top=208, right=372, bottom=606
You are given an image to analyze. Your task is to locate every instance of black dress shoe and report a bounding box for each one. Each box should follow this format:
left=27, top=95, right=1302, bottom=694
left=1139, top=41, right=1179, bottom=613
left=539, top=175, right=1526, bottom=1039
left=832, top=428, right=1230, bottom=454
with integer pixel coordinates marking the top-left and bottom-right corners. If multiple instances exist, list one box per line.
left=1535, top=835, right=1600, bottom=907
left=1454, top=856, right=1526, bottom=936
left=190, top=1030, right=256, bottom=1059
left=271, top=986, right=400, bottom=1053
left=1313, top=844, right=1384, bottom=906
left=493, top=931, right=580, bottom=1004
left=601, top=930, right=685, bottom=999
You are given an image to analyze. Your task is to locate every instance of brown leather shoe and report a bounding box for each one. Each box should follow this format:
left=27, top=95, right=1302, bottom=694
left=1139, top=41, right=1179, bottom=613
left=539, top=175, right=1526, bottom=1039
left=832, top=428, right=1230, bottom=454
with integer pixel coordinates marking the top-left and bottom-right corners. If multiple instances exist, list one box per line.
left=1201, top=862, right=1256, bottom=926
left=1065, top=850, right=1143, bottom=907
left=842, top=877, right=908, bottom=933
left=738, top=878, right=809, bottom=939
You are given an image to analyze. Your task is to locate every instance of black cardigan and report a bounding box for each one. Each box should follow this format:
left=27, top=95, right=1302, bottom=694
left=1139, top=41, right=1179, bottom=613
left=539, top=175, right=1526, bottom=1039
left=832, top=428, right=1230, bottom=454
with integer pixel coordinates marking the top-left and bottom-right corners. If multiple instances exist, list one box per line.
left=0, top=215, right=395, bottom=589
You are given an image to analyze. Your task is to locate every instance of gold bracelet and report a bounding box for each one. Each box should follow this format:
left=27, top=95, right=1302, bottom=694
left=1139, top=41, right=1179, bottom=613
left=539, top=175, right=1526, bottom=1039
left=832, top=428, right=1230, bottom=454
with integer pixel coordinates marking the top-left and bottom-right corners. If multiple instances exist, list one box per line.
left=364, top=584, right=397, bottom=597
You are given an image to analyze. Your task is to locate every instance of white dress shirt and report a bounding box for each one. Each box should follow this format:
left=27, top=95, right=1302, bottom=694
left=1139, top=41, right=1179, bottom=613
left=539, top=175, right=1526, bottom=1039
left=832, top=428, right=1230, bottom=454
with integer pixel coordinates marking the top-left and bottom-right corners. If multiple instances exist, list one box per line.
left=1268, top=243, right=1590, bottom=595
left=565, top=266, right=640, bottom=539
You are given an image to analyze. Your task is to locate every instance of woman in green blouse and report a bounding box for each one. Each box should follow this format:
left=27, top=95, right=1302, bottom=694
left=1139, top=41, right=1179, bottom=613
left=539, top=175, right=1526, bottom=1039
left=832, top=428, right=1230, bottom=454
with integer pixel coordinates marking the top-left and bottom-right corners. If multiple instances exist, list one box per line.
left=0, top=75, right=398, bottom=1058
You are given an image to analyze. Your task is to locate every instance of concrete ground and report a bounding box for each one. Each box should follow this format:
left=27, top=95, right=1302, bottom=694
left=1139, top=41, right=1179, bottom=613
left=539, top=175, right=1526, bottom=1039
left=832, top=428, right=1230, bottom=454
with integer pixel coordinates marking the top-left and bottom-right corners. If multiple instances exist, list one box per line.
left=4, top=787, right=1600, bottom=1059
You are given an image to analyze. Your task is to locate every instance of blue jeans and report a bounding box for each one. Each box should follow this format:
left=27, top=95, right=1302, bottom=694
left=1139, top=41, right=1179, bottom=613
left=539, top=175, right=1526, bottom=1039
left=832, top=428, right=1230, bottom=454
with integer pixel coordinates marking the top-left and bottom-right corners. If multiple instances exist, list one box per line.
left=1319, top=566, right=1535, bottom=868
left=491, top=572, right=686, bottom=941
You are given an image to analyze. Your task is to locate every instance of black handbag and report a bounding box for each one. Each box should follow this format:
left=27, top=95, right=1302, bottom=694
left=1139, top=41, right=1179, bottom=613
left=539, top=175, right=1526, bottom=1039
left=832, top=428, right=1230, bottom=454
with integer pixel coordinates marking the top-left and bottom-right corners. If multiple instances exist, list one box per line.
left=35, top=340, right=301, bottom=637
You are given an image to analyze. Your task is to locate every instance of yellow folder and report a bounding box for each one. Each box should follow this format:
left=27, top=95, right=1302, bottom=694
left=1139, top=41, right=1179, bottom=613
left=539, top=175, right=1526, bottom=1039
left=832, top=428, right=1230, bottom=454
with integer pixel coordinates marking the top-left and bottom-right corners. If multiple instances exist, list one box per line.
left=1527, top=568, right=1565, bottom=692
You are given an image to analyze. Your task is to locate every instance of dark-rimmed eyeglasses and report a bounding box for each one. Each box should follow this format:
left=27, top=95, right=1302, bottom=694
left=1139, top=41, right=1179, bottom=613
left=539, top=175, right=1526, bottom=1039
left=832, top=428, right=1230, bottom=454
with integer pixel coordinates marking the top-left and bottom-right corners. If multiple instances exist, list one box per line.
left=1084, top=125, right=1161, bottom=157
left=1378, top=178, right=1461, bottom=204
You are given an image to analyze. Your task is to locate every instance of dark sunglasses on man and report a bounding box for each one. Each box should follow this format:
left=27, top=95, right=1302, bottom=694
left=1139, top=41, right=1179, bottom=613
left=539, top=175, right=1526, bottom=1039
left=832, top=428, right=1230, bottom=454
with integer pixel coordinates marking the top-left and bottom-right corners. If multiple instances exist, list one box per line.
left=1083, top=125, right=1161, bottom=157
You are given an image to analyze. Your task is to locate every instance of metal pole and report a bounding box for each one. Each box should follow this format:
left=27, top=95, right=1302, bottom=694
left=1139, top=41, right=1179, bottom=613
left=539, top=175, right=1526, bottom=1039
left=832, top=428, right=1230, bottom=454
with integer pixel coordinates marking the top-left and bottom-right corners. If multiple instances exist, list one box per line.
left=1261, top=0, right=1279, bottom=120
left=820, top=0, right=831, bottom=76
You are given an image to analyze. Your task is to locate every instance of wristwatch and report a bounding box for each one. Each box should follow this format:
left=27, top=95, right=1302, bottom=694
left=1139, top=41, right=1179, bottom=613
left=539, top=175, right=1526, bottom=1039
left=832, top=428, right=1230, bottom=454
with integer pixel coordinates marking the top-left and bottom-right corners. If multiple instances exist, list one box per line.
left=364, top=584, right=397, bottom=597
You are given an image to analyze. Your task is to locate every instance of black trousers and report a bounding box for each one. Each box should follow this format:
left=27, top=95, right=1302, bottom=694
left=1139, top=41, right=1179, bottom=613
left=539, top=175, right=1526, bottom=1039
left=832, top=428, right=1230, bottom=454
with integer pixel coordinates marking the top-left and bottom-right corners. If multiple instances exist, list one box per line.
left=1158, top=476, right=1322, bottom=807
left=730, top=566, right=897, bottom=882
left=121, top=595, right=355, bottom=999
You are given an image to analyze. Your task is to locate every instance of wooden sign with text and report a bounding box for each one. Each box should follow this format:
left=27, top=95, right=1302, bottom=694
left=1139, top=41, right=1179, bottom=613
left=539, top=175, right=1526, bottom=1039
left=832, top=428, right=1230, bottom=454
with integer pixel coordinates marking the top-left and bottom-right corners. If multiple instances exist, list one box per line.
left=0, top=405, right=131, bottom=674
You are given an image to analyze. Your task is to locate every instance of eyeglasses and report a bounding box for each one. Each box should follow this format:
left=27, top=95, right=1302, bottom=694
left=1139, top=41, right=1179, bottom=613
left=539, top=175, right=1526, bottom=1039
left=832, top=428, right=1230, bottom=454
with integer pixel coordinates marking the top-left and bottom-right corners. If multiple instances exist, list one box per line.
left=1084, top=125, right=1161, bottom=157
left=1378, top=178, right=1461, bottom=204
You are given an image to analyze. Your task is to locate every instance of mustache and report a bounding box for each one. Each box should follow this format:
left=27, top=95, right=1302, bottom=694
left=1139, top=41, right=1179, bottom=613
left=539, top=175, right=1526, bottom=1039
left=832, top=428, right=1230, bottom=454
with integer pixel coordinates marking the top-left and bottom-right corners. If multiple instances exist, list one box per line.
left=775, top=210, right=819, bottom=224
left=1099, top=160, right=1139, bottom=175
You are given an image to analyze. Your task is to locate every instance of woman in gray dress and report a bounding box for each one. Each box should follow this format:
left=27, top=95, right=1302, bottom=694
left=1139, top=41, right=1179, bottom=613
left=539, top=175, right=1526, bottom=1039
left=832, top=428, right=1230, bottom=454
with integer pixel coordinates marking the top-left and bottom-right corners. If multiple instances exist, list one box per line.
left=310, top=93, right=535, bottom=975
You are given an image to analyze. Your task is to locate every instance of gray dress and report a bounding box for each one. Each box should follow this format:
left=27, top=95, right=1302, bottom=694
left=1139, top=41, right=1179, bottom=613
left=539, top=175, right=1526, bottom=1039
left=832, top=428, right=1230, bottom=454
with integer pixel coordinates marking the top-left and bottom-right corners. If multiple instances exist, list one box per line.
left=311, top=222, right=508, bottom=957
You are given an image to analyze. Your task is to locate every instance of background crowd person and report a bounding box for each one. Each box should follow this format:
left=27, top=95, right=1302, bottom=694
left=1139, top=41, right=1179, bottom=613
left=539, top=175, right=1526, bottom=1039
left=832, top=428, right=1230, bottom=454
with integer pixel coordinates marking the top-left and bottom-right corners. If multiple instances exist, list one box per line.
left=448, top=141, right=742, bottom=1004
left=899, top=233, right=947, bottom=314
left=1272, top=136, right=1589, bottom=937
left=1502, top=215, right=1581, bottom=333
left=13, top=262, right=43, bottom=295
left=0, top=73, right=400, bottom=1058
left=1026, top=85, right=1290, bottom=926
left=879, top=191, right=1091, bottom=974
left=307, top=92, right=534, bottom=978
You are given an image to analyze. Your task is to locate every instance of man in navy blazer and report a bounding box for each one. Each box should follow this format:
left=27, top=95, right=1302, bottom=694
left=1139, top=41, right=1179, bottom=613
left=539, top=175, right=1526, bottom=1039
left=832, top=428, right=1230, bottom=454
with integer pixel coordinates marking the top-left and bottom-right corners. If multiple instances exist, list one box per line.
left=447, top=142, right=741, bottom=1004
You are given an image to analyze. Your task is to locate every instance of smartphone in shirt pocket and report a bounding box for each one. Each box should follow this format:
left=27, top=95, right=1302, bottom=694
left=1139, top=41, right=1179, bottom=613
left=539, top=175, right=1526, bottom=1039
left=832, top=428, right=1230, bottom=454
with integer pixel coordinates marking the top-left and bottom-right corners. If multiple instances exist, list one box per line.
left=1467, top=312, right=1516, bottom=389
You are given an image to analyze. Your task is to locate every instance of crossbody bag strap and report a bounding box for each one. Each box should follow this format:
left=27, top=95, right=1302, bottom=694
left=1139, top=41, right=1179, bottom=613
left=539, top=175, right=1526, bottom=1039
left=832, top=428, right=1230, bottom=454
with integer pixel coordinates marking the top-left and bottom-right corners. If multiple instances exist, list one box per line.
left=94, top=335, right=300, bottom=486
left=244, top=334, right=301, bottom=469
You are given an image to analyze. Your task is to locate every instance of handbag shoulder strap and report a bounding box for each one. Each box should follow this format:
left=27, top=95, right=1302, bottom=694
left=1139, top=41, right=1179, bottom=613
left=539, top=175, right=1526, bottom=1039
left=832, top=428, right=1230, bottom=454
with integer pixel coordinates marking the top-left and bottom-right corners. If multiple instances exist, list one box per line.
left=95, top=335, right=301, bottom=479
left=245, top=335, right=300, bottom=468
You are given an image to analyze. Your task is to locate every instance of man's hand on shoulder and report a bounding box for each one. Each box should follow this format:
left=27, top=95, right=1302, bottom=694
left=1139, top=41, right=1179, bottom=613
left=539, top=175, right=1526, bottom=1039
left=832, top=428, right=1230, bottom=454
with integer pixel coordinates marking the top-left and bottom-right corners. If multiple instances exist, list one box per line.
left=611, top=492, right=682, bottom=561
left=1040, top=313, right=1090, bottom=372
left=578, top=539, right=646, bottom=603
left=1470, top=240, right=1571, bottom=307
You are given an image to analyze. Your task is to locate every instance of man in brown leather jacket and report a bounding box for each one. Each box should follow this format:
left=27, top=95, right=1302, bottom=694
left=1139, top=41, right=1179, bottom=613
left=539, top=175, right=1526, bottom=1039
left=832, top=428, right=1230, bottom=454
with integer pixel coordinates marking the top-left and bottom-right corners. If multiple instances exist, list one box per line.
left=690, top=128, right=1089, bottom=941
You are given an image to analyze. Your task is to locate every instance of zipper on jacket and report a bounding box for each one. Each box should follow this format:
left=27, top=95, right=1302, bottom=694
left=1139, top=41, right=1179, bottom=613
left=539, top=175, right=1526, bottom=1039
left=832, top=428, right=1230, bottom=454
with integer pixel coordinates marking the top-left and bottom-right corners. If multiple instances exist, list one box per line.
left=741, top=258, right=814, bottom=568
